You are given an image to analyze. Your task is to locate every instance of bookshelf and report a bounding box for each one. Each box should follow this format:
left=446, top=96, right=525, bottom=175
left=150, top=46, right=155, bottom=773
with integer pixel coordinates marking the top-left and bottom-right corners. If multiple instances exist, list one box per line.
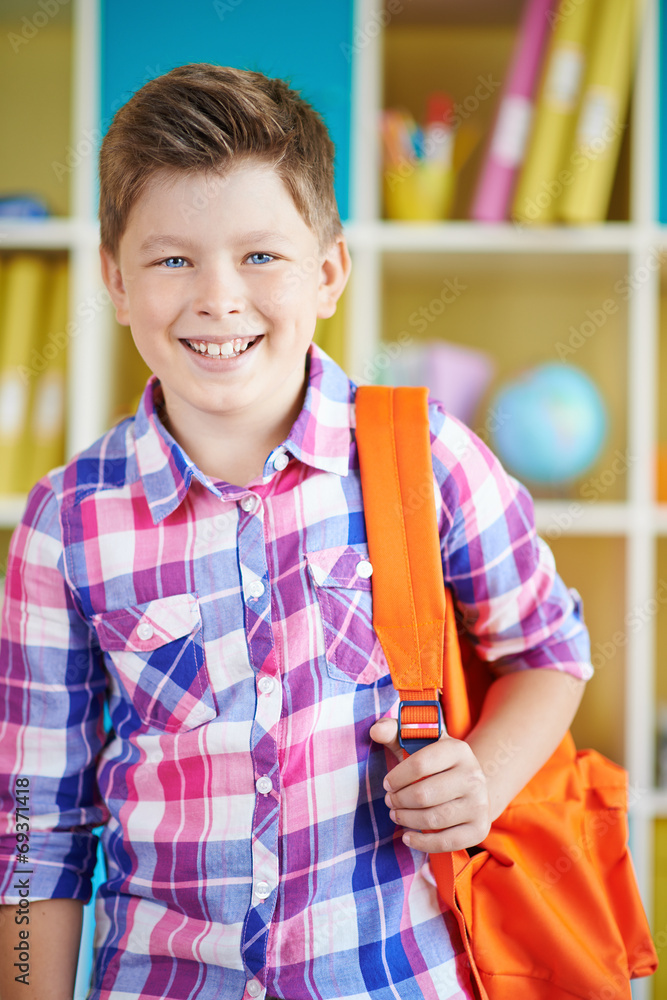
left=0, top=0, right=112, bottom=531
left=348, top=1, right=661, bottom=996
left=0, top=0, right=664, bottom=995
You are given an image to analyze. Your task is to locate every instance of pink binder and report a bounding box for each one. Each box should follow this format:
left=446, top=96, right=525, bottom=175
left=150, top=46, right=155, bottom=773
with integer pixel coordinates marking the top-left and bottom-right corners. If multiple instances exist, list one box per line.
left=471, top=0, right=557, bottom=222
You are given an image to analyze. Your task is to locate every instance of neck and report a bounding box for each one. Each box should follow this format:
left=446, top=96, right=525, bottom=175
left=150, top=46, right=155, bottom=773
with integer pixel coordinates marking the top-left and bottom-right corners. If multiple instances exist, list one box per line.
left=160, top=384, right=305, bottom=488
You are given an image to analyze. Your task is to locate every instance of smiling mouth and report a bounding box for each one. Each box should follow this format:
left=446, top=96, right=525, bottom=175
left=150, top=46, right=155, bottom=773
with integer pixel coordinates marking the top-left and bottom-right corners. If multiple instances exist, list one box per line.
left=183, top=336, right=261, bottom=358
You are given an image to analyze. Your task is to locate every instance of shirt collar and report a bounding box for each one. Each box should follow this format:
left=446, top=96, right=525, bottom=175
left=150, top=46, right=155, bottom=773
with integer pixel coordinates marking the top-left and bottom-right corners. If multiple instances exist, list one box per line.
left=283, top=342, right=353, bottom=478
left=134, top=342, right=354, bottom=523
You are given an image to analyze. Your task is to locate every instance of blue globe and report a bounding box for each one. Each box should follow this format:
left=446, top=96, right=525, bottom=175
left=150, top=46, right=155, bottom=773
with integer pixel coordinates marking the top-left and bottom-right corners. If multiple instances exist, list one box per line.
left=489, top=363, right=608, bottom=485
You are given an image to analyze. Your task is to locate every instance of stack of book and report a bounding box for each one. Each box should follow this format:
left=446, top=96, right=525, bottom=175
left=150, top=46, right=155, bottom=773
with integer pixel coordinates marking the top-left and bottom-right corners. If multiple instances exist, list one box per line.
left=470, top=0, right=640, bottom=224
left=0, top=253, right=68, bottom=496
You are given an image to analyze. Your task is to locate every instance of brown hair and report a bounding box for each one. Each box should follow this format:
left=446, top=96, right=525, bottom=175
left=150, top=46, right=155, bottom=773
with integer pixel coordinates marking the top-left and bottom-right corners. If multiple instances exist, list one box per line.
left=99, top=63, right=342, bottom=258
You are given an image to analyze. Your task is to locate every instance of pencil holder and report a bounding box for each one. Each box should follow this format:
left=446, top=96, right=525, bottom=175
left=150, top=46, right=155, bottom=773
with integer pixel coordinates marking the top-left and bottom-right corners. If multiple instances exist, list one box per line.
left=383, top=162, right=455, bottom=221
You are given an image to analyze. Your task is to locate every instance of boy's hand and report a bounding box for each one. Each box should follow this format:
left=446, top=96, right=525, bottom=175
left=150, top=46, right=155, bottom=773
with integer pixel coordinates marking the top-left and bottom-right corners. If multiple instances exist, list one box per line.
left=369, top=718, right=491, bottom=853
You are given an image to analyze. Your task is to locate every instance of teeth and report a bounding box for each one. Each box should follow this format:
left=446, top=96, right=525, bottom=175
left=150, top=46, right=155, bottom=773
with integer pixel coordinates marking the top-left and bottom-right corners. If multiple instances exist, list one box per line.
left=185, top=337, right=257, bottom=357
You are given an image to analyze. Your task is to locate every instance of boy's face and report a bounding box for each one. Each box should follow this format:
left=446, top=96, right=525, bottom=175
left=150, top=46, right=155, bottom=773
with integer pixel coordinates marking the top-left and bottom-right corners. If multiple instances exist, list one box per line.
left=100, top=162, right=350, bottom=444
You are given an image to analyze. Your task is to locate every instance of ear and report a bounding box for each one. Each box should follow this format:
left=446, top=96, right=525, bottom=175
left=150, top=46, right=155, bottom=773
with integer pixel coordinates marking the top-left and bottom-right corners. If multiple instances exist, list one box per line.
left=99, top=245, right=131, bottom=326
left=316, top=234, right=351, bottom=320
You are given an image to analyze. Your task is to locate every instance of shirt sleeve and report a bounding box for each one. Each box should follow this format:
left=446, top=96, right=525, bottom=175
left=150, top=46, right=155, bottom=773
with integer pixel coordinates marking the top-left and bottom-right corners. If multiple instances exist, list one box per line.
left=0, top=478, right=109, bottom=904
left=431, top=404, right=592, bottom=681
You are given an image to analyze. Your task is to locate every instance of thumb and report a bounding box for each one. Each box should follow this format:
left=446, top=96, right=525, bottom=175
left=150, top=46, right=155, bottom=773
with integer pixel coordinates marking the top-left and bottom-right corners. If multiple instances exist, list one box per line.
left=369, top=717, right=404, bottom=763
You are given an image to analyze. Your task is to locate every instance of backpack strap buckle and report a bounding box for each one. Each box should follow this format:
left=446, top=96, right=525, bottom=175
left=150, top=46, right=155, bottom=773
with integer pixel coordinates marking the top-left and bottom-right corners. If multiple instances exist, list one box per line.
left=397, top=699, right=444, bottom=755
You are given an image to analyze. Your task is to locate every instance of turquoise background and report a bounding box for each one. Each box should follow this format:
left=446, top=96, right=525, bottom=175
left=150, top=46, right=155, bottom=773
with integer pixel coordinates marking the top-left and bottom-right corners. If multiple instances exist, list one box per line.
left=74, top=832, right=106, bottom=998
left=99, top=0, right=354, bottom=220
left=661, top=0, right=666, bottom=222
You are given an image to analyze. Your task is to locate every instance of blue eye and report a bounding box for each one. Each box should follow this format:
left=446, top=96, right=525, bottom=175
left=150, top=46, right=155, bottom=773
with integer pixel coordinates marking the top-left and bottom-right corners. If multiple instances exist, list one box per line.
left=162, top=257, right=187, bottom=268
left=248, top=252, right=274, bottom=265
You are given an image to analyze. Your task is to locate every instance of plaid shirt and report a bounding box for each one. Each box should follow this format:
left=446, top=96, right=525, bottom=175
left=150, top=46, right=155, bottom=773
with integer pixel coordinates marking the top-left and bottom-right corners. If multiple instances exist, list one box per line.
left=0, top=343, right=591, bottom=1000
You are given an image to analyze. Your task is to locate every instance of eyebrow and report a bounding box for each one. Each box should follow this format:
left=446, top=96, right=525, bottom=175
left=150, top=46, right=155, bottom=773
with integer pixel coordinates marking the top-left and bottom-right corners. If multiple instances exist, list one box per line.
left=138, top=235, right=199, bottom=256
left=239, top=230, right=295, bottom=247
left=138, top=231, right=295, bottom=255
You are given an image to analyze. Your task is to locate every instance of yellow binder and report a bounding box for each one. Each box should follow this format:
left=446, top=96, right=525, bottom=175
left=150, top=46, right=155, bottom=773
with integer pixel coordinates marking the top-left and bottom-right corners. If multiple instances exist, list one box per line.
left=654, top=819, right=667, bottom=996
left=558, top=0, right=639, bottom=223
left=26, top=256, right=68, bottom=490
left=0, top=254, right=48, bottom=495
left=512, top=0, right=598, bottom=224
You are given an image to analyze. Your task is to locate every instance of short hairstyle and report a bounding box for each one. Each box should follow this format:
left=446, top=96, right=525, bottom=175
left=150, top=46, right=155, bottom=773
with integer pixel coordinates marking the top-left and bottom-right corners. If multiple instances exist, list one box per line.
left=99, top=63, right=342, bottom=258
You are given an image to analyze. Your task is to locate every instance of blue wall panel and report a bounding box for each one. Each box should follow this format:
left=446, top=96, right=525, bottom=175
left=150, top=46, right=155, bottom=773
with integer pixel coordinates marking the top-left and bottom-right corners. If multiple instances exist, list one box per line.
left=660, top=0, right=666, bottom=222
left=100, top=0, right=354, bottom=220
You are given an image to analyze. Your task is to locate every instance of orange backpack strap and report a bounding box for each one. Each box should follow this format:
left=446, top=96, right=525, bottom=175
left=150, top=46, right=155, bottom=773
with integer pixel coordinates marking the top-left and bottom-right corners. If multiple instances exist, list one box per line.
left=356, top=384, right=486, bottom=1000
left=355, top=385, right=471, bottom=747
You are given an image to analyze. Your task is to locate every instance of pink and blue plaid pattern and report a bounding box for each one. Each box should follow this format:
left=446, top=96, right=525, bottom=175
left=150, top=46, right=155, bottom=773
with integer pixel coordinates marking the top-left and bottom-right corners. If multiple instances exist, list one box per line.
left=0, top=344, right=591, bottom=999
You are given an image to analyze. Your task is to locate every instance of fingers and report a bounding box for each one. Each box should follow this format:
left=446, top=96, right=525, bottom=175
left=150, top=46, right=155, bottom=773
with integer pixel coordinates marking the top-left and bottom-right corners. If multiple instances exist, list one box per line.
left=371, top=720, right=492, bottom=850
left=369, top=717, right=399, bottom=745
left=387, top=773, right=488, bottom=838
left=388, top=789, right=487, bottom=835
left=381, top=737, right=491, bottom=851
left=401, top=822, right=489, bottom=854
left=382, top=732, right=471, bottom=793
left=385, top=768, right=481, bottom=812
left=369, top=718, right=403, bottom=764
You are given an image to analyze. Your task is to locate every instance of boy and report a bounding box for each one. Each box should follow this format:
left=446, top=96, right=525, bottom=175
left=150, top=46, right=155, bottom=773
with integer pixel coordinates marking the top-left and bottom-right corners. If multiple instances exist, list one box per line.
left=0, top=64, right=589, bottom=1000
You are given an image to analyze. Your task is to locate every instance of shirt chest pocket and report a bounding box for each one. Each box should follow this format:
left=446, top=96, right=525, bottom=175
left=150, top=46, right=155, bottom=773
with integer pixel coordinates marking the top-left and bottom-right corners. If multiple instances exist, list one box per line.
left=91, top=593, right=218, bottom=733
left=306, top=546, right=390, bottom=686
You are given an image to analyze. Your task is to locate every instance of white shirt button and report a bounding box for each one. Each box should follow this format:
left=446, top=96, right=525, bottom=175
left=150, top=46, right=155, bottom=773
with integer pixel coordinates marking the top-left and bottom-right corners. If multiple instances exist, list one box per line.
left=240, top=495, right=257, bottom=513
left=246, top=981, right=262, bottom=997
left=356, top=559, right=373, bottom=579
left=136, top=622, right=154, bottom=641
left=247, top=580, right=265, bottom=599
left=258, top=675, right=274, bottom=694
left=255, top=880, right=271, bottom=899
left=256, top=775, right=272, bottom=795
left=273, top=450, right=289, bottom=471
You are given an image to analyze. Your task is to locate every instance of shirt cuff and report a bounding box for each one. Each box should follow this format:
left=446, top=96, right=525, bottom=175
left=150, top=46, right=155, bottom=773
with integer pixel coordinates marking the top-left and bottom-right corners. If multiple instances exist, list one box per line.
left=0, top=830, right=100, bottom=904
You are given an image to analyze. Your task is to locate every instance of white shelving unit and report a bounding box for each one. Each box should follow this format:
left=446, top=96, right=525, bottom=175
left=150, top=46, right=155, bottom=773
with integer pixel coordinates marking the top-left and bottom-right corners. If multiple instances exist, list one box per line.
left=0, top=0, right=663, bottom=994
left=0, top=0, right=112, bottom=506
left=346, top=2, right=662, bottom=997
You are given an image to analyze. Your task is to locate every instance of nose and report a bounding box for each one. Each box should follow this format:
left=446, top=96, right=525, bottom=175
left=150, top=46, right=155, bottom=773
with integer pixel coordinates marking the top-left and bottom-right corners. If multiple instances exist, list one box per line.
left=192, top=262, right=246, bottom=320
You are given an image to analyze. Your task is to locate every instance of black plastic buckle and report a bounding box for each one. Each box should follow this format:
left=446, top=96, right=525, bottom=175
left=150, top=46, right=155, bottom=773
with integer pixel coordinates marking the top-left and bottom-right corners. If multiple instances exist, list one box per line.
left=397, top=699, right=444, bottom=755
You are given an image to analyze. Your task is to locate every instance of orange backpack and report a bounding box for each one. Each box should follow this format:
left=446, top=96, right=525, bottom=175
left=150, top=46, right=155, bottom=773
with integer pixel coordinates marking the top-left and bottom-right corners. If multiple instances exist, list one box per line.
left=355, top=384, right=658, bottom=1000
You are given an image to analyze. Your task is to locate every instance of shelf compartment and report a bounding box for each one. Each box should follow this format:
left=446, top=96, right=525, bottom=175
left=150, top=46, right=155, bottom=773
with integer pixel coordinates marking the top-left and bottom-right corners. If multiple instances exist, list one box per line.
left=0, top=4, right=73, bottom=218
left=108, top=319, right=152, bottom=431
left=383, top=21, right=514, bottom=221
left=385, top=0, right=525, bottom=26
left=653, top=819, right=667, bottom=997
left=380, top=251, right=630, bottom=501
left=0, top=250, right=69, bottom=501
left=655, top=541, right=667, bottom=789
left=549, top=535, right=627, bottom=767
left=657, top=266, right=667, bottom=502
left=382, top=8, right=632, bottom=223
